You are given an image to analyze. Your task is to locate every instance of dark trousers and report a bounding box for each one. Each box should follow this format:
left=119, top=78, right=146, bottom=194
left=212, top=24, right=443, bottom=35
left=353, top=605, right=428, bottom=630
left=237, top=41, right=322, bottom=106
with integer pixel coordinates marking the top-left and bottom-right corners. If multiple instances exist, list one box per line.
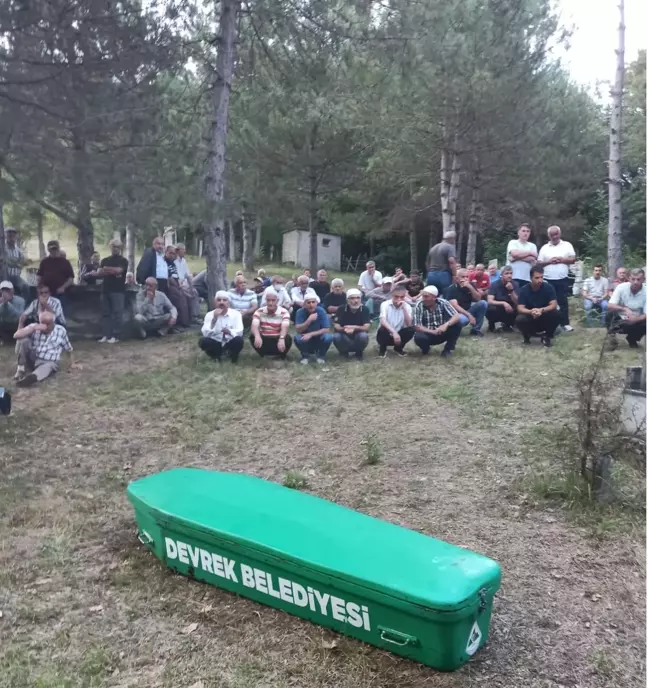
left=199, top=336, right=244, bottom=362
left=101, top=292, right=125, bottom=339
left=333, top=331, right=369, bottom=355
left=515, top=311, right=560, bottom=340
left=156, top=278, right=169, bottom=295
left=0, top=321, right=17, bottom=344
left=376, top=326, right=415, bottom=353
left=413, top=323, right=461, bottom=353
left=249, top=334, right=293, bottom=358
left=606, top=312, right=647, bottom=345
left=168, top=281, right=190, bottom=328
left=546, top=278, right=570, bottom=326
left=486, top=304, right=517, bottom=329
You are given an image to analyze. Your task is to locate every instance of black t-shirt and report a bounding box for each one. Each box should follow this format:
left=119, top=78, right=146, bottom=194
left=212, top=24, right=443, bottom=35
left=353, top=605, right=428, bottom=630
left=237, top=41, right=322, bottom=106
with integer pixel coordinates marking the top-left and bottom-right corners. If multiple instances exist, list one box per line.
left=312, top=280, right=331, bottom=300
left=407, top=280, right=424, bottom=298
left=518, top=281, right=557, bottom=309
left=443, top=284, right=473, bottom=311
left=101, top=255, right=129, bottom=293
left=335, top=305, right=371, bottom=327
left=323, top=292, right=347, bottom=312
left=488, top=279, right=520, bottom=304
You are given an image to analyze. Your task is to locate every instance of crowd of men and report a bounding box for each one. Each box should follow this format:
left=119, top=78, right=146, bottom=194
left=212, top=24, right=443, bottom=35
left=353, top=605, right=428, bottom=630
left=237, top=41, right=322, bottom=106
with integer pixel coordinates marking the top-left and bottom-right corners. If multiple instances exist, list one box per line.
left=1, top=224, right=645, bottom=383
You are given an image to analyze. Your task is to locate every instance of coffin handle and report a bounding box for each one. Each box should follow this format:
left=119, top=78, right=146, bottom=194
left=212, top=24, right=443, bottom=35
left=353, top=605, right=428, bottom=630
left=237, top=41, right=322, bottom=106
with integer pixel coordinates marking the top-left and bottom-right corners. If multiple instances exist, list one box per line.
left=378, top=627, right=419, bottom=647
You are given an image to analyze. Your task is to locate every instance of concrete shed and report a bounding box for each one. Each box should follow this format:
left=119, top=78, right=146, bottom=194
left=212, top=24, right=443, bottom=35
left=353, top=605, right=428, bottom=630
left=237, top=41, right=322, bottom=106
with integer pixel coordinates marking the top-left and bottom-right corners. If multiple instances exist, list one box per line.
left=282, top=230, right=341, bottom=271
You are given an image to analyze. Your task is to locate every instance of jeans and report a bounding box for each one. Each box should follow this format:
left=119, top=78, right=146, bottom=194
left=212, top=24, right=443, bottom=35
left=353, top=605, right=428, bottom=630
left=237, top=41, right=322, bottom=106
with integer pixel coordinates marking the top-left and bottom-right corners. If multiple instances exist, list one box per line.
left=584, top=298, right=608, bottom=325
left=295, top=332, right=333, bottom=359
left=333, top=331, right=369, bottom=355
left=101, top=292, right=125, bottom=339
left=426, top=271, right=452, bottom=293
left=199, top=335, right=244, bottom=362
left=457, top=300, right=488, bottom=333
left=546, top=278, right=570, bottom=326
left=249, top=334, right=293, bottom=358
left=376, top=326, right=415, bottom=353
left=414, top=323, right=461, bottom=353
left=515, top=312, right=560, bottom=340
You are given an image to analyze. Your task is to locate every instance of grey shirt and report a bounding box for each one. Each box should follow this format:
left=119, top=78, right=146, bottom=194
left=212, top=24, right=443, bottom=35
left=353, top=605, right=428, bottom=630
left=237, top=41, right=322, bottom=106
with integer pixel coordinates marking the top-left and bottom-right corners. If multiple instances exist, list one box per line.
left=136, top=289, right=178, bottom=321
left=0, top=294, right=25, bottom=320
left=426, top=242, right=456, bottom=272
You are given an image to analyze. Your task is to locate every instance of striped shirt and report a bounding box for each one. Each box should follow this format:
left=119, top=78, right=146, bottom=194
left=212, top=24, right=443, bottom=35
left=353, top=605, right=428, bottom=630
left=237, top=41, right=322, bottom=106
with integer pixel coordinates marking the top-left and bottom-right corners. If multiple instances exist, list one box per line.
left=253, top=306, right=290, bottom=337
left=413, top=298, right=457, bottom=330
left=23, top=296, right=66, bottom=326
left=5, top=243, right=24, bottom=278
left=30, top=324, right=73, bottom=362
left=228, top=288, right=258, bottom=311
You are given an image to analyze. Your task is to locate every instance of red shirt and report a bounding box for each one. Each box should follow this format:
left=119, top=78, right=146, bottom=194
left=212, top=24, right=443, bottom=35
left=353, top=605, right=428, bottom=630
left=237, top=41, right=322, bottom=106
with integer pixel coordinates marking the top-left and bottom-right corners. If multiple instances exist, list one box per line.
left=469, top=271, right=490, bottom=291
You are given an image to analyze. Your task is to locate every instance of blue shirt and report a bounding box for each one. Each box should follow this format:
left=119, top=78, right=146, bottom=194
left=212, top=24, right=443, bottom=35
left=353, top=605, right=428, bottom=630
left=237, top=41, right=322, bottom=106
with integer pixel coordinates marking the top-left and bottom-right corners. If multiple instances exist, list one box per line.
left=295, top=305, right=330, bottom=333
left=155, top=252, right=169, bottom=279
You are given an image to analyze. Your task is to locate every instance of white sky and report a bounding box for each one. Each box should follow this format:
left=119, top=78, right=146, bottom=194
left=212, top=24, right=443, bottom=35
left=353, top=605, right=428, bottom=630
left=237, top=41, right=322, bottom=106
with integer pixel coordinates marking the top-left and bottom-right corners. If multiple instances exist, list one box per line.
left=557, top=0, right=647, bottom=94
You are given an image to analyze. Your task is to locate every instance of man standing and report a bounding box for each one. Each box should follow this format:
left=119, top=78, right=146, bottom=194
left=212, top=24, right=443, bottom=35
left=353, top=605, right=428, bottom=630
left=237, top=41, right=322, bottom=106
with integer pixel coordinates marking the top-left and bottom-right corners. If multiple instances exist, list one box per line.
left=228, top=275, right=258, bottom=329
left=136, top=236, right=169, bottom=293
left=0, top=281, right=25, bottom=343
left=412, top=285, right=462, bottom=357
left=469, top=264, right=490, bottom=298
left=37, top=240, right=74, bottom=310
left=294, top=294, right=332, bottom=365
left=486, top=266, right=520, bottom=332
left=311, top=269, right=331, bottom=300
left=506, top=224, right=538, bottom=288
left=199, top=291, right=245, bottom=362
left=357, top=260, right=383, bottom=294
left=582, top=264, right=609, bottom=326
left=5, top=227, right=26, bottom=296
left=322, top=278, right=347, bottom=315
left=377, top=285, right=414, bottom=357
left=79, top=252, right=102, bottom=284
left=97, top=239, right=129, bottom=343
left=13, top=311, right=75, bottom=386
left=537, top=225, right=576, bottom=332
left=444, top=268, right=488, bottom=336
left=174, top=243, right=201, bottom=321
left=250, top=289, right=292, bottom=359
left=515, top=265, right=560, bottom=347
left=20, top=284, right=66, bottom=328
left=607, top=268, right=646, bottom=349
left=134, top=277, right=177, bottom=338
left=425, top=231, right=457, bottom=292
left=332, top=288, right=370, bottom=359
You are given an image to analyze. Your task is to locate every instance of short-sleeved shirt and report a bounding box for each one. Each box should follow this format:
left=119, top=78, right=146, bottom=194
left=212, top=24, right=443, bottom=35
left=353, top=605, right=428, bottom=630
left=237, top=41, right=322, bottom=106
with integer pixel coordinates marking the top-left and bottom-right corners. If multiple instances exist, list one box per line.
left=253, top=306, right=290, bottom=337
left=101, top=255, right=129, bottom=293
left=311, top=281, right=330, bottom=300
left=379, top=300, right=412, bottom=330
left=518, top=281, right=557, bottom=310
left=295, top=305, right=330, bottom=333
left=31, top=324, right=73, bottom=362
left=506, top=239, right=538, bottom=282
left=443, top=284, right=474, bottom=312
left=412, top=298, right=456, bottom=329
left=228, top=288, right=258, bottom=311
left=537, top=240, right=576, bottom=280
left=609, top=283, right=646, bottom=316
left=469, top=271, right=490, bottom=291
left=582, top=276, right=609, bottom=299
left=323, top=292, right=347, bottom=312
left=6, top=243, right=24, bottom=278
left=488, top=279, right=520, bottom=305
left=426, top=242, right=455, bottom=272
left=358, top=270, right=383, bottom=291
left=335, top=304, right=371, bottom=327
left=37, top=256, right=74, bottom=293
left=23, top=296, right=66, bottom=326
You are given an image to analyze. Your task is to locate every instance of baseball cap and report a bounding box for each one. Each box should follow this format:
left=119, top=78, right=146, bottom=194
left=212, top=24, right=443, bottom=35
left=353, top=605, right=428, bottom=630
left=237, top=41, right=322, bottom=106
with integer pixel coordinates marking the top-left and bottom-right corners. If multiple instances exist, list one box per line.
left=0, top=280, right=13, bottom=290
left=47, top=239, right=60, bottom=249
left=5, top=227, right=17, bottom=234
left=423, top=285, right=438, bottom=296
left=383, top=276, right=394, bottom=284
left=346, top=288, right=362, bottom=298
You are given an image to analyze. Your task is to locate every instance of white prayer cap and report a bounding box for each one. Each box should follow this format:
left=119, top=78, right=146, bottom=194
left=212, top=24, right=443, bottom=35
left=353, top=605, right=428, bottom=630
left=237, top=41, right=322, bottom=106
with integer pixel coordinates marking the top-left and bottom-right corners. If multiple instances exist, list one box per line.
left=215, top=290, right=231, bottom=300
left=423, top=285, right=438, bottom=296
left=346, top=288, right=362, bottom=298
left=304, top=293, right=318, bottom=302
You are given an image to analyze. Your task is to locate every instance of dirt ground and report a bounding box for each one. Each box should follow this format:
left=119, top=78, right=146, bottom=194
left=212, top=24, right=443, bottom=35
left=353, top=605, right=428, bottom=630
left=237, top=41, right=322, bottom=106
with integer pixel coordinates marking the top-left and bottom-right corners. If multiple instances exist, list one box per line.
left=0, top=325, right=645, bottom=688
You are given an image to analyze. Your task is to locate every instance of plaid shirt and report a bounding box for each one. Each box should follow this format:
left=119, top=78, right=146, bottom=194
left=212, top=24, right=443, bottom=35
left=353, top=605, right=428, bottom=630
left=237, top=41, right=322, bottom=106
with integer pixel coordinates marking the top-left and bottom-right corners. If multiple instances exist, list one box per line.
left=5, top=243, right=24, bottom=278
left=31, top=324, right=73, bottom=362
left=413, top=298, right=457, bottom=329
left=23, top=296, right=66, bottom=326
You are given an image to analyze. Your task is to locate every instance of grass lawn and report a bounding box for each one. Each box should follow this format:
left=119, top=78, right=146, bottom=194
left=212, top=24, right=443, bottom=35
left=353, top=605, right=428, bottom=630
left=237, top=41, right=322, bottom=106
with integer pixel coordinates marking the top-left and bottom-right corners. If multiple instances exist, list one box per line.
left=0, top=314, right=645, bottom=687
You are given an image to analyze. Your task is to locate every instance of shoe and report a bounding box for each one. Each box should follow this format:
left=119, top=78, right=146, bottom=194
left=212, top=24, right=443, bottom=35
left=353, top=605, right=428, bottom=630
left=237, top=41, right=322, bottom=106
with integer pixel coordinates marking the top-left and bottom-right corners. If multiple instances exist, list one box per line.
left=470, top=330, right=484, bottom=337
left=17, top=372, right=38, bottom=387
left=354, top=351, right=364, bottom=360
left=316, top=358, right=326, bottom=365
left=379, top=348, right=387, bottom=358
left=487, top=324, right=495, bottom=333
left=542, top=337, right=553, bottom=348
left=420, top=349, right=429, bottom=356
left=107, top=337, right=119, bottom=344
left=157, top=328, right=167, bottom=337
left=563, top=325, right=574, bottom=333
left=502, top=325, right=513, bottom=332
left=554, top=325, right=563, bottom=336
left=341, top=352, right=350, bottom=359
left=300, top=358, right=310, bottom=365
left=13, top=367, right=25, bottom=380
left=97, top=336, right=108, bottom=343
left=440, top=349, right=453, bottom=358
left=628, top=341, right=639, bottom=349
left=394, top=349, right=407, bottom=357
left=522, top=337, right=531, bottom=345
left=230, top=355, right=239, bottom=363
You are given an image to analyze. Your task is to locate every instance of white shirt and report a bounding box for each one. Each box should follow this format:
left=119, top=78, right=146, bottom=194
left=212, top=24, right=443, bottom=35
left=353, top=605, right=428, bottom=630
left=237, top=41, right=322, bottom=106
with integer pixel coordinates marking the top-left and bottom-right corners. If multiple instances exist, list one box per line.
left=358, top=270, right=383, bottom=292
left=380, top=299, right=412, bottom=331
left=506, top=239, right=537, bottom=281
left=290, top=286, right=320, bottom=304
left=201, top=308, right=244, bottom=342
left=174, top=257, right=191, bottom=282
left=261, top=286, right=292, bottom=309
left=610, top=283, right=646, bottom=317
left=155, top=252, right=169, bottom=279
left=582, top=276, right=609, bottom=299
left=537, top=240, right=575, bottom=280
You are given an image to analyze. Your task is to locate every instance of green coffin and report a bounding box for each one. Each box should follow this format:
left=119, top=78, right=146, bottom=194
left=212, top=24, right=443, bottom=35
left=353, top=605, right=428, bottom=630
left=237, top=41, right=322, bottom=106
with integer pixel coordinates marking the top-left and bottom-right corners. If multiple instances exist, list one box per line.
left=127, top=468, right=501, bottom=671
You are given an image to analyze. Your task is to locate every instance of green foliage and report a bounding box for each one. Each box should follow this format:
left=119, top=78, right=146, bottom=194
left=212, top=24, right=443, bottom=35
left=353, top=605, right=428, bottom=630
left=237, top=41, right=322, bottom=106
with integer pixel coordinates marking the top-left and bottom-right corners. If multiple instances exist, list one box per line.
left=283, top=471, right=309, bottom=490
left=362, top=434, right=383, bottom=466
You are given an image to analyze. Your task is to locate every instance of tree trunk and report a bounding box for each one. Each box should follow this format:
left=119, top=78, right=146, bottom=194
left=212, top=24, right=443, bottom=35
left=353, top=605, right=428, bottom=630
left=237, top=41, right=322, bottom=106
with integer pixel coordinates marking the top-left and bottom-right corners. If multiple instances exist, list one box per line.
left=126, top=224, right=135, bottom=272
left=227, top=219, right=236, bottom=262
left=0, top=171, right=6, bottom=281
left=242, top=204, right=254, bottom=273
left=35, top=209, right=46, bottom=259
left=440, top=135, right=462, bottom=236
left=607, top=0, right=625, bottom=276
left=203, top=0, right=241, bottom=299
left=409, top=222, right=417, bottom=272
left=72, top=135, right=95, bottom=265
left=308, top=170, right=318, bottom=275
left=456, top=202, right=466, bottom=263
left=254, top=218, right=262, bottom=259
